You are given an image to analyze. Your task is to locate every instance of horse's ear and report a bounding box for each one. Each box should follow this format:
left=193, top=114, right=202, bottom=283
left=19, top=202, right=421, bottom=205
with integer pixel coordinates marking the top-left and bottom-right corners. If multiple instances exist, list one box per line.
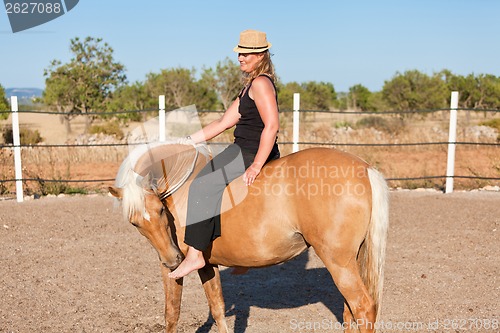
left=108, top=186, right=123, bottom=199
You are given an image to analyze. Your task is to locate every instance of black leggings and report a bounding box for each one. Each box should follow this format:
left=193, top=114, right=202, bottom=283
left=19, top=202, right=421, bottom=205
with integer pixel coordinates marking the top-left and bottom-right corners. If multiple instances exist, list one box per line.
left=184, top=144, right=278, bottom=251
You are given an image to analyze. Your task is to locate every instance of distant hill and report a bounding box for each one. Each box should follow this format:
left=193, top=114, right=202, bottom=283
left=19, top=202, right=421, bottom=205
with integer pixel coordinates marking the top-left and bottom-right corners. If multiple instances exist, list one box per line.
left=5, top=88, right=43, bottom=105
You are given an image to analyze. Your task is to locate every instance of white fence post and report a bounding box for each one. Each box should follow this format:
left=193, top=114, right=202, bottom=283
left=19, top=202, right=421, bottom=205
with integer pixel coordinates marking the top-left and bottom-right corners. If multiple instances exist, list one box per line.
left=292, top=93, right=300, bottom=153
left=445, top=91, right=459, bottom=194
left=11, top=96, right=24, bottom=202
left=158, top=95, right=166, bottom=142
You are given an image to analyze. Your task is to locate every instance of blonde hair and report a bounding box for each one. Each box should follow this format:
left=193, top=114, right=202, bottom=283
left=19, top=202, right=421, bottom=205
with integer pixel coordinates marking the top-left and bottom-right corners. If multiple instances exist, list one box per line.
left=241, top=50, right=276, bottom=86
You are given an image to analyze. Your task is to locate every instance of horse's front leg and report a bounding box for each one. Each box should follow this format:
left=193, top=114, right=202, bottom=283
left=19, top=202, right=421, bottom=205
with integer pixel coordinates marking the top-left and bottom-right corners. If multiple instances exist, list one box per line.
left=198, top=264, right=229, bottom=333
left=160, top=264, right=184, bottom=333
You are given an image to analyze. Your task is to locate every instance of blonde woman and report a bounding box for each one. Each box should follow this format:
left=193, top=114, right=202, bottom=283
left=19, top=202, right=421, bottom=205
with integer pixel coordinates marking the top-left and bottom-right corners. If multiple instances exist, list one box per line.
left=169, top=29, right=280, bottom=279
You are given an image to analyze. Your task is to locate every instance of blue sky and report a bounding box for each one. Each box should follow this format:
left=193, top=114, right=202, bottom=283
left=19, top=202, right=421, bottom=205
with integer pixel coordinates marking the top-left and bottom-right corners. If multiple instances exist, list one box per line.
left=1, top=0, right=499, bottom=92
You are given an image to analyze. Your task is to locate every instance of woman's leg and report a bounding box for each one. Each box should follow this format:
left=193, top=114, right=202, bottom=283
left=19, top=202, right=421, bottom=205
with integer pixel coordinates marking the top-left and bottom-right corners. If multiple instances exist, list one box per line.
left=184, top=144, right=246, bottom=247
left=169, top=145, right=246, bottom=279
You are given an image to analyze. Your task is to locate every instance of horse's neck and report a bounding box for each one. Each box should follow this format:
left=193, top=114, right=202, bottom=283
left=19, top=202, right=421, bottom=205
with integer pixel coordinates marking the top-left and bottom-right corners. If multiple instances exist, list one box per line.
left=164, top=149, right=211, bottom=230
left=165, top=179, right=190, bottom=228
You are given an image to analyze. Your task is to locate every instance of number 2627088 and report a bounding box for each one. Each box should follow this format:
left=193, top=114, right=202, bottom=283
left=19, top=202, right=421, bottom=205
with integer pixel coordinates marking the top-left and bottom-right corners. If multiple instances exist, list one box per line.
left=5, top=2, right=62, bottom=14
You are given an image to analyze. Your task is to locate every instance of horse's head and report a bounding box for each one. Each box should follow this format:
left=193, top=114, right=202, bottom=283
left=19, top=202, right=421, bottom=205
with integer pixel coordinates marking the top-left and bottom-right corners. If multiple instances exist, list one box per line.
left=110, top=142, right=211, bottom=270
left=109, top=185, right=184, bottom=270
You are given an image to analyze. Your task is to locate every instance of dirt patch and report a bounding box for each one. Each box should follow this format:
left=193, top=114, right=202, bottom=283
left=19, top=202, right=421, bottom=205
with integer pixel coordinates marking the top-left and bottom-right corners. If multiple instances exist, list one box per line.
left=0, top=191, right=498, bottom=332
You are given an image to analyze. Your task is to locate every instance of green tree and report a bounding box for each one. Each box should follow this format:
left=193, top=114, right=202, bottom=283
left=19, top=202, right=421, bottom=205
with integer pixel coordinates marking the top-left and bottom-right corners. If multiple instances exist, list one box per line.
left=43, top=63, right=78, bottom=133
left=44, top=36, right=127, bottom=133
left=348, top=84, right=372, bottom=111
left=108, top=81, right=152, bottom=121
left=301, top=81, right=337, bottom=110
left=478, top=74, right=500, bottom=109
left=0, top=84, right=9, bottom=120
left=446, top=72, right=500, bottom=109
left=277, top=81, right=303, bottom=111
left=200, top=57, right=241, bottom=110
left=367, top=91, right=388, bottom=112
left=382, top=70, right=448, bottom=111
left=191, top=80, right=219, bottom=111
left=145, top=67, right=218, bottom=111
left=277, top=81, right=336, bottom=111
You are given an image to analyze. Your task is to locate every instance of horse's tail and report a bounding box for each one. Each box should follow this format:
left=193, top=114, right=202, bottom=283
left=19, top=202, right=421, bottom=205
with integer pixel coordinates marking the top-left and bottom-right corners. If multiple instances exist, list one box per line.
left=358, top=168, right=389, bottom=322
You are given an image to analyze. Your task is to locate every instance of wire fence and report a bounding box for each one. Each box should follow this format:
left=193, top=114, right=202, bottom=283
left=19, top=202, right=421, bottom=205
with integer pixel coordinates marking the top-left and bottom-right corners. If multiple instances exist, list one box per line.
left=1, top=95, right=499, bottom=200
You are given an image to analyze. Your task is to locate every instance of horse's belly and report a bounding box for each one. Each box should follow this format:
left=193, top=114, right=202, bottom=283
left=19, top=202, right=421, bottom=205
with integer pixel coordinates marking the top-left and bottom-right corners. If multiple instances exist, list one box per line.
left=209, top=228, right=308, bottom=267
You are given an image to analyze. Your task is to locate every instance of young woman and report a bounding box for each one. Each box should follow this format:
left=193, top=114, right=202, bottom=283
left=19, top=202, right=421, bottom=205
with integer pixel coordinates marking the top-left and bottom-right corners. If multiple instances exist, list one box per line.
left=168, top=29, right=280, bottom=279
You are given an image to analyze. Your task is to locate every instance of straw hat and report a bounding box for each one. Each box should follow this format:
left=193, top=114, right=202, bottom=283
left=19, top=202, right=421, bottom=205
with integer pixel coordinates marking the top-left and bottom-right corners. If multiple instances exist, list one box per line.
left=233, top=29, right=272, bottom=53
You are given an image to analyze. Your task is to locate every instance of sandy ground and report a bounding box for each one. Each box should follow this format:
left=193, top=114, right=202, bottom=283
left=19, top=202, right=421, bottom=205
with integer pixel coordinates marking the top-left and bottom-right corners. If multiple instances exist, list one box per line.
left=0, top=191, right=499, bottom=333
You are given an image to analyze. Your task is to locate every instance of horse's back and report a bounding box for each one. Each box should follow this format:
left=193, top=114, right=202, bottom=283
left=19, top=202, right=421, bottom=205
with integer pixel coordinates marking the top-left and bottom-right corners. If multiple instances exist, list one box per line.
left=259, top=147, right=372, bottom=198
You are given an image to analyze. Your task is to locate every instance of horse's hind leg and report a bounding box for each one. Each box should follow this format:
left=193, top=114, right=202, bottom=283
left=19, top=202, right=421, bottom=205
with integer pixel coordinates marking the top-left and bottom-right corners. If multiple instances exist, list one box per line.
left=343, top=302, right=357, bottom=333
left=314, top=250, right=376, bottom=333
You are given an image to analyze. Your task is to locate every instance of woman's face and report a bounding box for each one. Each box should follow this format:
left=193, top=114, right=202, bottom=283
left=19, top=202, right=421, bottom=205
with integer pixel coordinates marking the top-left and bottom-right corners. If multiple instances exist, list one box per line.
left=237, top=52, right=263, bottom=73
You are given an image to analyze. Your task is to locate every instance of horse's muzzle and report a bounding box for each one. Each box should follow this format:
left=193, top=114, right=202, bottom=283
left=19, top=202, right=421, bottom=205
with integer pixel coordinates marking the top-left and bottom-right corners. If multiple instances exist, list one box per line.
left=162, top=253, right=184, bottom=271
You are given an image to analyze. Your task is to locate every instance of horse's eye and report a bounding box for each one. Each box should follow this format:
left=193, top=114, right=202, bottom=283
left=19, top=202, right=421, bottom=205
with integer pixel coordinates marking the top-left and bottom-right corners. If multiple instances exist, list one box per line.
left=131, top=221, right=140, bottom=228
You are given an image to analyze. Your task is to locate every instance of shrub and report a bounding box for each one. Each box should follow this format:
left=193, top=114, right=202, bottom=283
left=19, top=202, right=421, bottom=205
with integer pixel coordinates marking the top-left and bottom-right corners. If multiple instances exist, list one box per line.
left=89, top=121, right=124, bottom=139
left=480, top=118, right=500, bottom=141
left=0, top=147, right=13, bottom=194
left=2, top=126, right=43, bottom=145
left=32, top=177, right=87, bottom=196
left=355, top=116, right=405, bottom=134
left=334, top=121, right=352, bottom=129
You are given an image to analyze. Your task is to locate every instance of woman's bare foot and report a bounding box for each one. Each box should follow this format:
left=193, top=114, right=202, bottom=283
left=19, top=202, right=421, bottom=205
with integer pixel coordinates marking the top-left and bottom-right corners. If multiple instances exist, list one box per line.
left=168, top=247, right=205, bottom=279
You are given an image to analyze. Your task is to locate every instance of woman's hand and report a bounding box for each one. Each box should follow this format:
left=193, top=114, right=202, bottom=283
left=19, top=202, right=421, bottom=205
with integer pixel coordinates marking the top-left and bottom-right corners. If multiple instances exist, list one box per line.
left=243, top=162, right=263, bottom=186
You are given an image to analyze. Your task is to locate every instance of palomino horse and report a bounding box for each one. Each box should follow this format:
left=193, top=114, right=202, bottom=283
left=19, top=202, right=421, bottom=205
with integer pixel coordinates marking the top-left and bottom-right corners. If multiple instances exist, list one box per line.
left=109, top=142, right=389, bottom=333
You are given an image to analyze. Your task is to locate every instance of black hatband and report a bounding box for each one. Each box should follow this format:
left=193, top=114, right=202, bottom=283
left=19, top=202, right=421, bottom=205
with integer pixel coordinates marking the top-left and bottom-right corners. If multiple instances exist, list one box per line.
left=237, top=44, right=268, bottom=49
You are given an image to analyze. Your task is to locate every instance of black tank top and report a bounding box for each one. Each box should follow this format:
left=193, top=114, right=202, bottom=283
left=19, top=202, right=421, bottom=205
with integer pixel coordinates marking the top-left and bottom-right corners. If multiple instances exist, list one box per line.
left=234, top=75, right=280, bottom=157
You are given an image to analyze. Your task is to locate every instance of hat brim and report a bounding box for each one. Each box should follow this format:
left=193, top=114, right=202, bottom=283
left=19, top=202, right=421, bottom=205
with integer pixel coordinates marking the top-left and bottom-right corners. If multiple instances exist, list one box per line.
left=233, top=42, right=272, bottom=53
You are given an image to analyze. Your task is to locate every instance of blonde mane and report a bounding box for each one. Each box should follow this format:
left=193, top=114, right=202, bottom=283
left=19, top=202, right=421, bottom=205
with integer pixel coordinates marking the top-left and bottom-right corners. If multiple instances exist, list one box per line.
left=114, top=149, right=148, bottom=221
left=114, top=141, right=211, bottom=220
